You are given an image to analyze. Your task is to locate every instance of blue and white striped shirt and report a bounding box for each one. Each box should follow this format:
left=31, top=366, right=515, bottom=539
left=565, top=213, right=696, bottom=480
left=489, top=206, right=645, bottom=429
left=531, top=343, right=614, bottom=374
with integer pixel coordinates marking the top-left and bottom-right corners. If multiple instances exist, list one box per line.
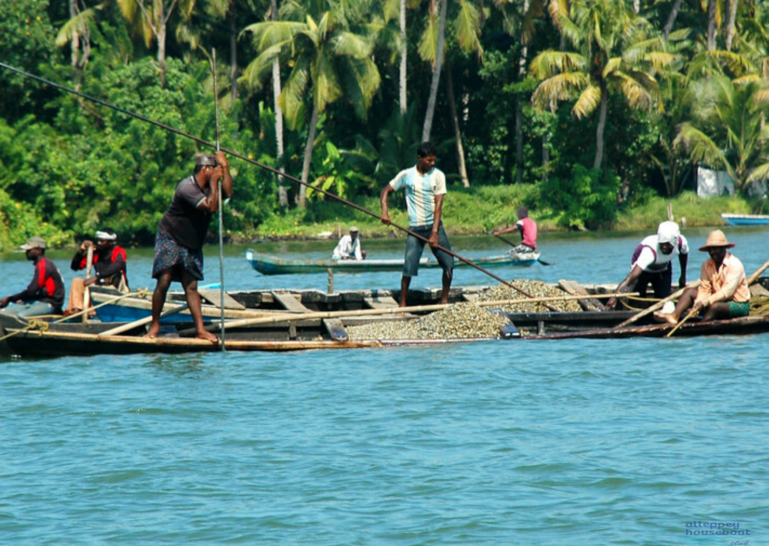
left=388, top=166, right=447, bottom=228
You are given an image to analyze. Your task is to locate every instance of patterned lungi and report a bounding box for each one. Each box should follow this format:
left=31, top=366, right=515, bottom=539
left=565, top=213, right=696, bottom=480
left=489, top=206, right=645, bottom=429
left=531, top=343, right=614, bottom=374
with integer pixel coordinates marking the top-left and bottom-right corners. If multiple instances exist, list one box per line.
left=151, top=230, right=205, bottom=282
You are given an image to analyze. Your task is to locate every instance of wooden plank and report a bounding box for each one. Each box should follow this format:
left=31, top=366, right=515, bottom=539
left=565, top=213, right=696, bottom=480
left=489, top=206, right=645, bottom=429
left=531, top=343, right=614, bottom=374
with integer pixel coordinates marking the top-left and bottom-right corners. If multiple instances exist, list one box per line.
left=322, top=318, right=349, bottom=342
left=558, top=279, right=606, bottom=311
left=198, top=289, right=246, bottom=310
left=271, top=291, right=311, bottom=313
left=363, top=296, right=400, bottom=310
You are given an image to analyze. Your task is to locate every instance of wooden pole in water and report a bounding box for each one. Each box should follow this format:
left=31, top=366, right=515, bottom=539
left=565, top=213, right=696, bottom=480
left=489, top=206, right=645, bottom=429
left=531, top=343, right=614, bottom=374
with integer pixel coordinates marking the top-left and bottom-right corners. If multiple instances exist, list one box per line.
left=82, top=245, right=94, bottom=323
left=212, top=48, right=226, bottom=352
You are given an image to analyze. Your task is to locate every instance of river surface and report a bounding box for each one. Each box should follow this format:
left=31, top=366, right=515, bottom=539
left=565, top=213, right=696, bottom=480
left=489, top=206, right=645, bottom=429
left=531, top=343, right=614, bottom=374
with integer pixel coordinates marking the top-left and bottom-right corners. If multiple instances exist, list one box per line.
left=1, top=227, right=767, bottom=545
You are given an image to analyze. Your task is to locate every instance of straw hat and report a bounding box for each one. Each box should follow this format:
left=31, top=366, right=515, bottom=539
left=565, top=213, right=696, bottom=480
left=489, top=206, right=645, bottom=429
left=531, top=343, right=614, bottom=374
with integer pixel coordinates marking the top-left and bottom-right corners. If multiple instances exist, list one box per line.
left=698, top=229, right=735, bottom=251
left=349, top=226, right=359, bottom=233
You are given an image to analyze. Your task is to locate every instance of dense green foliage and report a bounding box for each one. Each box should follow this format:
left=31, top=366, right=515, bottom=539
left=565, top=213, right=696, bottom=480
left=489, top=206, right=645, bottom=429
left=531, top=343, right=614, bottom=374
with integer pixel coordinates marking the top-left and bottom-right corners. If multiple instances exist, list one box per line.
left=0, top=0, right=768, bottom=250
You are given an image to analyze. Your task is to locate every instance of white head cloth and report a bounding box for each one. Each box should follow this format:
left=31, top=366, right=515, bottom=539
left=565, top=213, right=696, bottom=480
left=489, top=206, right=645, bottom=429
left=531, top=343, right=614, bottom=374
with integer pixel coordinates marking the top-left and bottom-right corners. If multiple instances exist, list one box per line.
left=96, top=230, right=117, bottom=241
left=657, top=221, right=680, bottom=245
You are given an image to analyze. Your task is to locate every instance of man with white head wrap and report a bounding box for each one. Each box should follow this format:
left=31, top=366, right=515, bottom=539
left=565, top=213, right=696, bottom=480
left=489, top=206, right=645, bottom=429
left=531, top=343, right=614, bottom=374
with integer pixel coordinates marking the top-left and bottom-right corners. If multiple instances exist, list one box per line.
left=63, top=228, right=129, bottom=316
left=606, top=221, right=689, bottom=310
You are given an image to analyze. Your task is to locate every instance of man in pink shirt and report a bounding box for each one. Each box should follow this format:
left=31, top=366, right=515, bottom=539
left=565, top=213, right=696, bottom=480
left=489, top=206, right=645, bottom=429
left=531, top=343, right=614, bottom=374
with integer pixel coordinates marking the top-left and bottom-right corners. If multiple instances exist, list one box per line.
left=655, top=230, right=750, bottom=324
left=493, top=206, right=537, bottom=253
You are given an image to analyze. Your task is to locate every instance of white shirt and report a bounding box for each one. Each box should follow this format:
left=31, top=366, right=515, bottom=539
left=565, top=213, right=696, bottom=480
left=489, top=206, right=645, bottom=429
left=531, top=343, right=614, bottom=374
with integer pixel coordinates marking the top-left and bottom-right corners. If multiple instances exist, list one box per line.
left=332, top=235, right=362, bottom=260
left=632, top=234, right=689, bottom=273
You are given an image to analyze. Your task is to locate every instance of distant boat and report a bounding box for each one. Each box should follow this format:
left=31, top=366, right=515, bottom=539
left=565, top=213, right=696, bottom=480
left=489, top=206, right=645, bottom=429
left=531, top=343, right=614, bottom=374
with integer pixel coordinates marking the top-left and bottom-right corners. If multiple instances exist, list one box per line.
left=246, top=250, right=541, bottom=275
left=721, top=213, right=769, bottom=226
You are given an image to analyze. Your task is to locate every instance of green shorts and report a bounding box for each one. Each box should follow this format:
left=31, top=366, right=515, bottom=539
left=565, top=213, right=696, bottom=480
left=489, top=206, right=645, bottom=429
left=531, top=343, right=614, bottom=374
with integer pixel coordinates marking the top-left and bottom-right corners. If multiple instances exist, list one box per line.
left=728, top=300, right=750, bottom=318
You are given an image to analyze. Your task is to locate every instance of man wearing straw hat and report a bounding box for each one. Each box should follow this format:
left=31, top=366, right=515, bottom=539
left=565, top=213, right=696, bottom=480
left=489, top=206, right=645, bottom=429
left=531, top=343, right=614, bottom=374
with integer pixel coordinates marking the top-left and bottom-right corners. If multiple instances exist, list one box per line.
left=655, top=230, right=750, bottom=324
left=145, top=151, right=233, bottom=341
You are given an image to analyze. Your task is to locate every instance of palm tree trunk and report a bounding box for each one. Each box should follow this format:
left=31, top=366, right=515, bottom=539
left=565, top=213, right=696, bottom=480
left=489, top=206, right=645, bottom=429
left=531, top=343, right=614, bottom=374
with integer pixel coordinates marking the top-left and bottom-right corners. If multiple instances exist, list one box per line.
left=69, top=0, right=79, bottom=70
left=399, top=0, right=407, bottom=115
left=298, top=105, right=319, bottom=208
left=446, top=62, right=469, bottom=187
left=593, top=86, right=608, bottom=169
left=707, top=0, right=717, bottom=51
left=157, top=15, right=167, bottom=87
left=271, top=0, right=288, bottom=207
left=516, top=0, right=530, bottom=185
left=725, top=0, right=739, bottom=51
left=422, top=0, right=447, bottom=142
left=230, top=13, right=238, bottom=102
left=663, top=0, right=684, bottom=39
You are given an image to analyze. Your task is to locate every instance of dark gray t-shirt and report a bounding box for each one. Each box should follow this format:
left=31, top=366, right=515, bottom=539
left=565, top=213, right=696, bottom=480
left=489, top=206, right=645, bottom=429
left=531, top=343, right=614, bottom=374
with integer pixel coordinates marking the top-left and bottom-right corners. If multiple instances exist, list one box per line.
left=158, top=176, right=212, bottom=250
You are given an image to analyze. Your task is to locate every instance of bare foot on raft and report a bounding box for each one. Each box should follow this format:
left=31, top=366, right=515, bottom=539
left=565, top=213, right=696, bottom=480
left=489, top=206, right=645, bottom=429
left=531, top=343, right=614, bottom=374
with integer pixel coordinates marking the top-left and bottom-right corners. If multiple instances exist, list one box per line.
left=143, top=324, right=160, bottom=339
left=197, top=331, right=220, bottom=343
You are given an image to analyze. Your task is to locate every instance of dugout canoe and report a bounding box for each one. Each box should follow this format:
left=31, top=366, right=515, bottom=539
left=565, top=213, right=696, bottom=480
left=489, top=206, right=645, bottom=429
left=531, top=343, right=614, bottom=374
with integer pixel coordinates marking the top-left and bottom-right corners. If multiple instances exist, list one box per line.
left=245, top=249, right=540, bottom=275
left=720, top=213, right=769, bottom=226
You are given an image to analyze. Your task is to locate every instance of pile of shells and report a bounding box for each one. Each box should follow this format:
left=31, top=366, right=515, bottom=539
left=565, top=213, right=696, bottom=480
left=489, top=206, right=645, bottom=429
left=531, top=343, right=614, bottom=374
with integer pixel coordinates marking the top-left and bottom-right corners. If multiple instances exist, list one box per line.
left=347, top=302, right=509, bottom=341
left=475, top=279, right=582, bottom=313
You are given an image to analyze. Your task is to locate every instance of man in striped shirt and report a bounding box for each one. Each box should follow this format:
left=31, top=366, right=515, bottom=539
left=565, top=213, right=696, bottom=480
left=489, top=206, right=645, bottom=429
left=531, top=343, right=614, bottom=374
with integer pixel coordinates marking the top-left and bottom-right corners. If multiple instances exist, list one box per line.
left=380, top=142, right=454, bottom=307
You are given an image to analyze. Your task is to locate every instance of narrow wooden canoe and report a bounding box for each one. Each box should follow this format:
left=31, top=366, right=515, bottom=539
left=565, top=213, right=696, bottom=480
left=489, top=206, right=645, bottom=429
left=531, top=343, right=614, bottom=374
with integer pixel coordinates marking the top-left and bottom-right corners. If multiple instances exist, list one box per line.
left=245, top=249, right=541, bottom=275
left=720, top=213, right=769, bottom=226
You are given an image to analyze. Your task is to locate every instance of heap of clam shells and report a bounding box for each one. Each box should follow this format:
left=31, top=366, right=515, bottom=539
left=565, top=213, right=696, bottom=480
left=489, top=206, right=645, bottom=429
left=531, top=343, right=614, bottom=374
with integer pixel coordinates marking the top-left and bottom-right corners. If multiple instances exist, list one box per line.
left=474, top=279, right=582, bottom=313
left=346, top=279, right=578, bottom=341
left=346, top=301, right=510, bottom=341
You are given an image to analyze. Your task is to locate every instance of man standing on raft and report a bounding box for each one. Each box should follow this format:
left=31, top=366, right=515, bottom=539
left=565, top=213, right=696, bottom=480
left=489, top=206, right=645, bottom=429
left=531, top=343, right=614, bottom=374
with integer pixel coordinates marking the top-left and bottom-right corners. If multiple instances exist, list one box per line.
left=145, top=152, right=233, bottom=341
left=380, top=141, right=454, bottom=307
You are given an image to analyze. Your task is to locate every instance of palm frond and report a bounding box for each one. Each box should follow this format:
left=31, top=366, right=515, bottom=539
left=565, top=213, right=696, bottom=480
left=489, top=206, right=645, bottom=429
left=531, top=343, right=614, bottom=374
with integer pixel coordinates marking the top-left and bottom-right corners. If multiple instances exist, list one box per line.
left=280, top=57, right=312, bottom=129
left=674, top=123, right=728, bottom=170
left=55, top=6, right=99, bottom=48
left=572, top=84, right=602, bottom=119
left=531, top=72, right=590, bottom=110
left=453, top=0, right=482, bottom=56
left=530, top=50, right=587, bottom=79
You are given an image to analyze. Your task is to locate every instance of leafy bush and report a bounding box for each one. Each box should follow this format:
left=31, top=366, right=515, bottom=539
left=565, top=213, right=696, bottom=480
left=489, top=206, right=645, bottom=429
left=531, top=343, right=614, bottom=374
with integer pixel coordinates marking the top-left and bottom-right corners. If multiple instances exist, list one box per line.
left=537, top=165, right=620, bottom=230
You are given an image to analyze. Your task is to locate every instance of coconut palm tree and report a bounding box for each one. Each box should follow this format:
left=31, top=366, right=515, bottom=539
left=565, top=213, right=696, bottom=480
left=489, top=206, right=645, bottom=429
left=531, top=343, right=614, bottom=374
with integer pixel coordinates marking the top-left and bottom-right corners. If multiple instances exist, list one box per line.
left=116, top=0, right=196, bottom=86
left=242, top=0, right=381, bottom=207
left=530, top=0, right=673, bottom=169
left=675, top=74, right=769, bottom=195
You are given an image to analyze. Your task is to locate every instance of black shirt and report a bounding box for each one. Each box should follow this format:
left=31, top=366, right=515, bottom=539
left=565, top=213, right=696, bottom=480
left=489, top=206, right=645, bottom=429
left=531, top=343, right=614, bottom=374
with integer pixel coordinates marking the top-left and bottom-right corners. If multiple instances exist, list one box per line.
left=158, top=176, right=213, bottom=250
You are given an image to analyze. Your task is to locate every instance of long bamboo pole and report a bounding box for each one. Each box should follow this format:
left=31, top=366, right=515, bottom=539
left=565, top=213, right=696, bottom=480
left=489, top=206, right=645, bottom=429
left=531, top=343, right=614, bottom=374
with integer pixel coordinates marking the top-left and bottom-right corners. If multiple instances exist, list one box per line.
left=614, top=281, right=701, bottom=329
left=0, top=62, right=555, bottom=311
left=212, top=48, right=226, bottom=352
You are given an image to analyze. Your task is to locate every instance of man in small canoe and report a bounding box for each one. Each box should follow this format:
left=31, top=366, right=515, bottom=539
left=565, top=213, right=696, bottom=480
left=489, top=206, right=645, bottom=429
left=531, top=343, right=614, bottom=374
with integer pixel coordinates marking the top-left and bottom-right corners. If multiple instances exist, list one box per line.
left=654, top=230, right=750, bottom=324
left=332, top=226, right=366, bottom=260
left=606, top=221, right=689, bottom=310
left=380, top=141, right=454, bottom=307
left=0, top=236, right=65, bottom=318
left=63, top=228, right=129, bottom=316
left=493, top=206, right=537, bottom=253
left=145, top=152, right=233, bottom=341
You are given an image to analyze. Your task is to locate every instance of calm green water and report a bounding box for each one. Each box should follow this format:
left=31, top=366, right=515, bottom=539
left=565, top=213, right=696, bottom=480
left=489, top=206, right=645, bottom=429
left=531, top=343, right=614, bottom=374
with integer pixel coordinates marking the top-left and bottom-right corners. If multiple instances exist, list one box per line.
left=1, top=228, right=767, bottom=545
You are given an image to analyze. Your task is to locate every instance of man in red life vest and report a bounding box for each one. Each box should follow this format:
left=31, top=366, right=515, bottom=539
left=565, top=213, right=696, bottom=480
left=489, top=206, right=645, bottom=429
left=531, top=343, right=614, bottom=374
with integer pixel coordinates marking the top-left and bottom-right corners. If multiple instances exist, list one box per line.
left=0, top=236, right=65, bottom=318
left=64, top=228, right=129, bottom=316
